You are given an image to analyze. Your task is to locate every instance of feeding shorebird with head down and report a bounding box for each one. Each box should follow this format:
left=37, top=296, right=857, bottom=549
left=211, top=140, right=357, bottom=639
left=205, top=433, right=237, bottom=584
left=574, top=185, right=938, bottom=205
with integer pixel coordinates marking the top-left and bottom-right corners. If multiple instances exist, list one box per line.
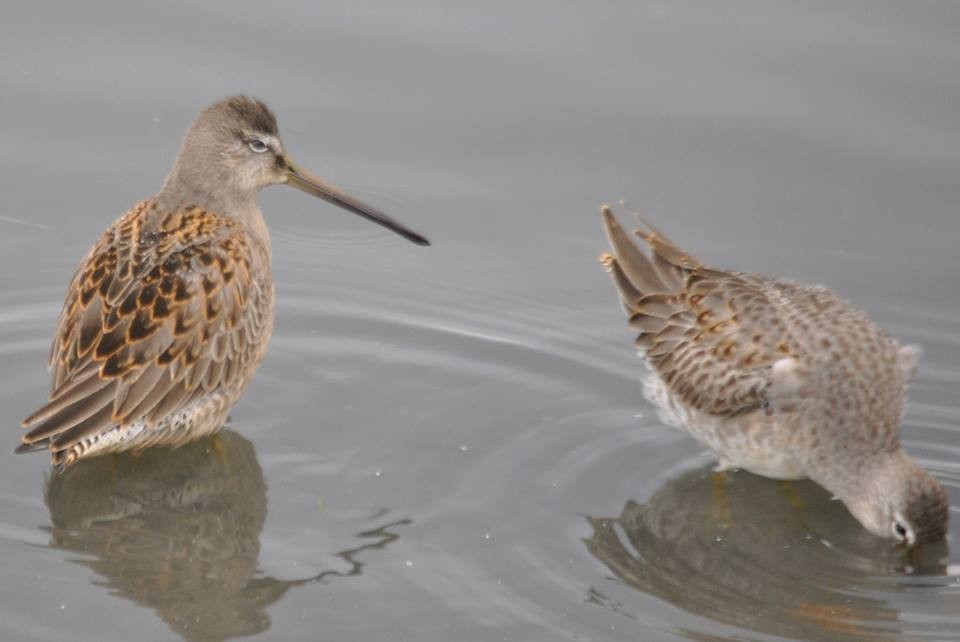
left=599, top=205, right=948, bottom=545
left=17, top=96, right=429, bottom=469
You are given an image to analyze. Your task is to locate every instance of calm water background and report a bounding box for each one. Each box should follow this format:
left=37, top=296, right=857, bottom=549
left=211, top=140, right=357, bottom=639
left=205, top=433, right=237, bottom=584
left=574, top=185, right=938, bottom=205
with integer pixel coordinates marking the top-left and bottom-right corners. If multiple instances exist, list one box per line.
left=2, top=1, right=959, bottom=640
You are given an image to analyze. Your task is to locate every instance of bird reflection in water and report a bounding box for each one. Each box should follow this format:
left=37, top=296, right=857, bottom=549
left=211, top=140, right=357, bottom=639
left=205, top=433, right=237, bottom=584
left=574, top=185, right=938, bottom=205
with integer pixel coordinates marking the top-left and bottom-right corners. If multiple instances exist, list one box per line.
left=43, top=431, right=410, bottom=641
left=585, top=464, right=951, bottom=642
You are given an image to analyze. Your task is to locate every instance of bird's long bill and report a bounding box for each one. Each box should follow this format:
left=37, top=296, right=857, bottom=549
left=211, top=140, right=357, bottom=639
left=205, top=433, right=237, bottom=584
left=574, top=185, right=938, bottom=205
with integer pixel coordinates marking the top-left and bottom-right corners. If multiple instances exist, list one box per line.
left=284, top=160, right=430, bottom=246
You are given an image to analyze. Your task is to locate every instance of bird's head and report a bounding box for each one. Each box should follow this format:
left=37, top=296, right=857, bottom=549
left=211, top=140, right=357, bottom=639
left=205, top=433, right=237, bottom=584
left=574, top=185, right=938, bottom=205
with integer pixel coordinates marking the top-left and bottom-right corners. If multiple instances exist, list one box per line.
left=164, top=95, right=429, bottom=245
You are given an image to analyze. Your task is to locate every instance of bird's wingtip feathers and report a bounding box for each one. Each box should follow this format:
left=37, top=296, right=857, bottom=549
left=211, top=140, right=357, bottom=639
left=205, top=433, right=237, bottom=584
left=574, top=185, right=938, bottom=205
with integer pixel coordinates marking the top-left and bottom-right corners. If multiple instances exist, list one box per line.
left=13, top=439, right=48, bottom=455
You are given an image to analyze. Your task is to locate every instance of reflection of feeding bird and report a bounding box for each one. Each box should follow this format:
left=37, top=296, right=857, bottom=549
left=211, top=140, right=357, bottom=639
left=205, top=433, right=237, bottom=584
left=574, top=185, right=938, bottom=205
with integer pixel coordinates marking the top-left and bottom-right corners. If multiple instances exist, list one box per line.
left=18, top=96, right=429, bottom=469
left=584, top=466, right=946, bottom=642
left=599, top=205, right=947, bottom=544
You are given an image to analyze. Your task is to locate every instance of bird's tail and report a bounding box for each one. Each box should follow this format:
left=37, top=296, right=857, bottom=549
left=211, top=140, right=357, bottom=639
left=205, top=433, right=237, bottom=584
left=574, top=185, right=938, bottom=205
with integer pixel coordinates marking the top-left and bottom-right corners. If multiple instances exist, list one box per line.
left=598, top=205, right=700, bottom=351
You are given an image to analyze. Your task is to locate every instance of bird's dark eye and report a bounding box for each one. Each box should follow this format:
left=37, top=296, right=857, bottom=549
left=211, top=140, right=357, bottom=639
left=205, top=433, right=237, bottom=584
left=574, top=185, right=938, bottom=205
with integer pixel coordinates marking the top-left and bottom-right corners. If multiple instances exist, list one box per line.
left=893, top=522, right=908, bottom=540
left=247, top=138, right=269, bottom=153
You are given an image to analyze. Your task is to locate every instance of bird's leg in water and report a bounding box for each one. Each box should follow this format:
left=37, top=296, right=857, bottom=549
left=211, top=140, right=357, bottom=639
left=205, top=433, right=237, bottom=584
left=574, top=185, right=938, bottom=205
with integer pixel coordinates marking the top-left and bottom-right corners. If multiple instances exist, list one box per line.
left=711, top=469, right=732, bottom=528
left=778, top=480, right=806, bottom=511
left=210, top=433, right=228, bottom=464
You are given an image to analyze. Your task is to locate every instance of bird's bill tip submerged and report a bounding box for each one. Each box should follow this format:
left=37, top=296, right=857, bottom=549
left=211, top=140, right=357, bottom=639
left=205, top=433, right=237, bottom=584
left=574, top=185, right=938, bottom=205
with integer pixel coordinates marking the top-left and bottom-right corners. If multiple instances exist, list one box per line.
left=283, top=159, right=430, bottom=246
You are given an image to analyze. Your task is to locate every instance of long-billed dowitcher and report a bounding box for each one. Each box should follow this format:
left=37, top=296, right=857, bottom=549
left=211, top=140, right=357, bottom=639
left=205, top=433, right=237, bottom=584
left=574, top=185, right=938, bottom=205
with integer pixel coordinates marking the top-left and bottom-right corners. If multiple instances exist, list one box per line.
left=599, top=206, right=947, bottom=544
left=17, top=96, right=429, bottom=469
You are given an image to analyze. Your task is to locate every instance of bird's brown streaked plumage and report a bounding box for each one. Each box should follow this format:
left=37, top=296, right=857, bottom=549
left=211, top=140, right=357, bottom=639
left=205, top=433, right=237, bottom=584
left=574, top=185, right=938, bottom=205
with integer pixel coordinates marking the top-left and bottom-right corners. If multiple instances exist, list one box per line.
left=599, top=205, right=948, bottom=545
left=600, top=209, right=792, bottom=418
left=19, top=96, right=429, bottom=469
left=21, top=202, right=271, bottom=463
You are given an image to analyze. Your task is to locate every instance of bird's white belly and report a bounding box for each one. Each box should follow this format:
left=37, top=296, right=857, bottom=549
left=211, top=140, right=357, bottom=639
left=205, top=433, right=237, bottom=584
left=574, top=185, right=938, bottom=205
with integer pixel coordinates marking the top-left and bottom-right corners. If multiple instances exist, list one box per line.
left=642, top=371, right=807, bottom=480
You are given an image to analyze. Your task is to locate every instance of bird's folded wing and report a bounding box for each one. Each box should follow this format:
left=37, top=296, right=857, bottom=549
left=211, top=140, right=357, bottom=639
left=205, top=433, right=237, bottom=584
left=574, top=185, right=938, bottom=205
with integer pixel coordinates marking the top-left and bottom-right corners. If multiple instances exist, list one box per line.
left=600, top=207, right=802, bottom=417
left=20, top=203, right=269, bottom=453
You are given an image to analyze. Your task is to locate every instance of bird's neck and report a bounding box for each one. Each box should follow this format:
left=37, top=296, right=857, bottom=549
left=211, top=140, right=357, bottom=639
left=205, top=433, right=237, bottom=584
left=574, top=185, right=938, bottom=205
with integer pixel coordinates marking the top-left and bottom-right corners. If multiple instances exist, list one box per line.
left=156, top=166, right=272, bottom=255
left=811, top=447, right=906, bottom=507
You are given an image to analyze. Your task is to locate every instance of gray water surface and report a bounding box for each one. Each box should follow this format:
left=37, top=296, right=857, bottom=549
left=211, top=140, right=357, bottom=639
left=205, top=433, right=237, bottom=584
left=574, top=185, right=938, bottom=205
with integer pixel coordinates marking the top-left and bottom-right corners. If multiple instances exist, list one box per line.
left=2, top=2, right=959, bottom=641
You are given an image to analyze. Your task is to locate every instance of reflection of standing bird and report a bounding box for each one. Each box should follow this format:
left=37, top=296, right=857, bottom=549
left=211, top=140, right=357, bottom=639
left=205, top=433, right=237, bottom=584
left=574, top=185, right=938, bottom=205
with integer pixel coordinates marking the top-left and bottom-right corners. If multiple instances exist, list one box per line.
left=45, top=431, right=275, bottom=641
left=46, top=430, right=412, bottom=642
left=599, top=206, right=947, bottom=544
left=18, top=96, right=429, bottom=469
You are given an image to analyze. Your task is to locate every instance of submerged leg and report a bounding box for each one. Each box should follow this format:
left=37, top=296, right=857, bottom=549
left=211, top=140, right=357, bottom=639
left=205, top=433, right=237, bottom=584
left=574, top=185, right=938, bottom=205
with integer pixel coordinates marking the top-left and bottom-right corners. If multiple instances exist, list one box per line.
left=210, top=432, right=228, bottom=464
left=778, top=480, right=806, bottom=511
left=711, top=469, right=732, bottom=527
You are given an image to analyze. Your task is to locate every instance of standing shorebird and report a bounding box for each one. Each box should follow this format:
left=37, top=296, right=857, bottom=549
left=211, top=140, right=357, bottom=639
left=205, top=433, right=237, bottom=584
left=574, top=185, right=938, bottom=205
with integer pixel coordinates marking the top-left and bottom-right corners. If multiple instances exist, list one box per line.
left=599, top=205, right=948, bottom=545
left=17, top=96, right=429, bottom=470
